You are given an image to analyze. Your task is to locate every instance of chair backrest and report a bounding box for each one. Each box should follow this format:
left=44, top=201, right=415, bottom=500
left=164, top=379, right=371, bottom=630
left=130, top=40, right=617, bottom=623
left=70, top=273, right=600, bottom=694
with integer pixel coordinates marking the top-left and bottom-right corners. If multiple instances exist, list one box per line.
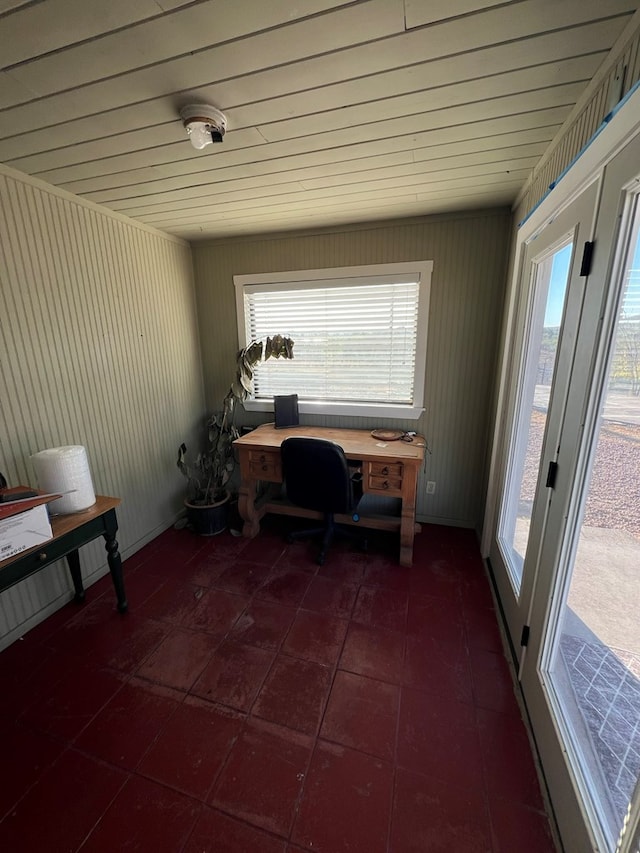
left=281, top=437, right=354, bottom=514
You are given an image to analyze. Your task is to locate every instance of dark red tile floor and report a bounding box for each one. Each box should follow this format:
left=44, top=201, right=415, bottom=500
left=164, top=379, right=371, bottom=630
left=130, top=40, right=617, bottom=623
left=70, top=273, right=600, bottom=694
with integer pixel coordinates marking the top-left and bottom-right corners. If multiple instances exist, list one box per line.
left=0, top=519, right=558, bottom=852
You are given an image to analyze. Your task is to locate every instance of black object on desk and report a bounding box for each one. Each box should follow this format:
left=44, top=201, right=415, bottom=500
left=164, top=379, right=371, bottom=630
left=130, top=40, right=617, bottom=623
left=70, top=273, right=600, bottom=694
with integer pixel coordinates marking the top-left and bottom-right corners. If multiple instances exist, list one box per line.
left=274, top=394, right=299, bottom=428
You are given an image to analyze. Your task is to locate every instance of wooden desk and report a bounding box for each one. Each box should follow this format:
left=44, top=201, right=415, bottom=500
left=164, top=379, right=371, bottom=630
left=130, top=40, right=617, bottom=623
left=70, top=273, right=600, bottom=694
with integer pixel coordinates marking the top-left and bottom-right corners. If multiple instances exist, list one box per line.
left=0, top=495, right=128, bottom=613
left=234, top=425, right=425, bottom=566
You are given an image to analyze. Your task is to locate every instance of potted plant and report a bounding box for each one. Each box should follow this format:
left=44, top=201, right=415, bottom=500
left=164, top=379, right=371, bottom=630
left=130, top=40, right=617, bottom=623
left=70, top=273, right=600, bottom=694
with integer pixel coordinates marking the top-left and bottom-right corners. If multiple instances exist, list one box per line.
left=177, top=335, right=294, bottom=535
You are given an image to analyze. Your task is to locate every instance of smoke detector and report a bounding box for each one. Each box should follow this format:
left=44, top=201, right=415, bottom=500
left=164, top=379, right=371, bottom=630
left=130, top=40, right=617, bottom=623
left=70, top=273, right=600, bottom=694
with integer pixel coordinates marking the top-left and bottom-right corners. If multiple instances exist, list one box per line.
left=180, top=104, right=228, bottom=150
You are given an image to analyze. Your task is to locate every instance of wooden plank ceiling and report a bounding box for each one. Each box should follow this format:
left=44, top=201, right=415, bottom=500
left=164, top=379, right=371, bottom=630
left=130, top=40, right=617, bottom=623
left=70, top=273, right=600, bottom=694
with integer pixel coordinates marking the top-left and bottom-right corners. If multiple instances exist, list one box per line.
left=0, top=0, right=636, bottom=240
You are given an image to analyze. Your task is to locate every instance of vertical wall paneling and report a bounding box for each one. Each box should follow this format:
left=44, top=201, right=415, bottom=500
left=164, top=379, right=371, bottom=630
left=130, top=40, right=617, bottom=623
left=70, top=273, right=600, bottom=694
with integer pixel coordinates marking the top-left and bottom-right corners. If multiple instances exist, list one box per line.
left=0, top=165, right=204, bottom=649
left=191, top=210, right=511, bottom=531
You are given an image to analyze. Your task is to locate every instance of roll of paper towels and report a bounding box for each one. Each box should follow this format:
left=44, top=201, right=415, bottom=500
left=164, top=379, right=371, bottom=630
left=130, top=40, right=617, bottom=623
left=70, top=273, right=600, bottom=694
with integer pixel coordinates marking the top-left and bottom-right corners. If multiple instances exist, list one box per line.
left=31, top=445, right=96, bottom=514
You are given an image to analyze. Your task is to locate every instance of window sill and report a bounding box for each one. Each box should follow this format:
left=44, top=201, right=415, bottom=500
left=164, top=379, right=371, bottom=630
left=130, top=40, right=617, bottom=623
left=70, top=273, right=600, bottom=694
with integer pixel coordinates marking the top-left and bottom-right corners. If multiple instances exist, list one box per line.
left=243, top=399, right=425, bottom=421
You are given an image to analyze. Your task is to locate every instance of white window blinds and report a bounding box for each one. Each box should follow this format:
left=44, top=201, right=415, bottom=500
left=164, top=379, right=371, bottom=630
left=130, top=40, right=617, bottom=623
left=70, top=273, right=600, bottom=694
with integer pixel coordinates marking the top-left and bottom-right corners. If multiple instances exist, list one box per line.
left=241, top=273, right=423, bottom=406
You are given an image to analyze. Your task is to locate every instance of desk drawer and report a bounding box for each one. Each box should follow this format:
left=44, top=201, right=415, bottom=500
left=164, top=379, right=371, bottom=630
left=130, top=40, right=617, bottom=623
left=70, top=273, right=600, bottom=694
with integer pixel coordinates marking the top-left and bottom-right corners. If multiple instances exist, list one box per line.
left=366, top=461, right=403, bottom=496
left=248, top=450, right=282, bottom=482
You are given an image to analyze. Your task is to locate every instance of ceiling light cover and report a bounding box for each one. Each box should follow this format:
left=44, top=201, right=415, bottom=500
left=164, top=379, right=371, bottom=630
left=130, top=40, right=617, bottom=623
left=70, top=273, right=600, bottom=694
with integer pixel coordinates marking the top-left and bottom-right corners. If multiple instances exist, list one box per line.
left=180, top=104, right=227, bottom=150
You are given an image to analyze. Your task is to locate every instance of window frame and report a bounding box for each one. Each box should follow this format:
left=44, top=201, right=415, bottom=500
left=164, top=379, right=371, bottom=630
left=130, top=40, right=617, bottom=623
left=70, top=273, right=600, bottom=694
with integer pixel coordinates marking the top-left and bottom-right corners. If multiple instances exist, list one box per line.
left=233, top=261, right=432, bottom=420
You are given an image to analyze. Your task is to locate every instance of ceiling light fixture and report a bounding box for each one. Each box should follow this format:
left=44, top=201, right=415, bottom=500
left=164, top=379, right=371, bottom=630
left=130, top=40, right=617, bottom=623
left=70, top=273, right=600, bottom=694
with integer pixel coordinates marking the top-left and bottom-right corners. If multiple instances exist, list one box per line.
left=180, top=104, right=228, bottom=150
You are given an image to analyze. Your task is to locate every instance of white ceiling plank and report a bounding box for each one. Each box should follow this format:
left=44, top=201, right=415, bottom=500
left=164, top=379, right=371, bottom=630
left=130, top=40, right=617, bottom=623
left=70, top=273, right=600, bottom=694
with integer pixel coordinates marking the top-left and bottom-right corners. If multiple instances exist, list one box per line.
left=137, top=162, right=534, bottom=224
left=35, top=87, right=577, bottom=186
left=3, top=0, right=404, bottom=106
left=0, top=23, right=610, bottom=162
left=3, top=0, right=359, bottom=95
left=0, top=0, right=629, bottom=235
left=5, top=53, right=597, bottom=175
left=255, top=67, right=593, bottom=143
left=111, top=141, right=547, bottom=215
left=67, top=107, right=566, bottom=199
left=135, top=169, right=530, bottom=225
left=0, top=5, right=628, bottom=132
left=0, top=0, right=192, bottom=67
left=169, top=189, right=518, bottom=238
left=403, top=0, right=506, bottom=28
left=119, top=147, right=545, bottom=219
left=405, top=0, right=636, bottom=32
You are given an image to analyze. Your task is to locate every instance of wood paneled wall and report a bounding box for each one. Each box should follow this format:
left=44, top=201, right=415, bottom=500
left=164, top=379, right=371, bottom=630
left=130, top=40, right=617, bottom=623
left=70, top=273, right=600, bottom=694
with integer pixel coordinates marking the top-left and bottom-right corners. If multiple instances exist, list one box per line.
left=0, top=165, right=203, bottom=649
left=191, top=209, right=511, bottom=531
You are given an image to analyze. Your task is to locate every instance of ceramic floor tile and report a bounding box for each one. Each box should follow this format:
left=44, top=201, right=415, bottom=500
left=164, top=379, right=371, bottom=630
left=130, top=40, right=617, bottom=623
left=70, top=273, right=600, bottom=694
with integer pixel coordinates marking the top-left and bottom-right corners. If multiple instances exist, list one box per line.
left=408, top=555, right=464, bottom=600
left=237, top=532, right=287, bottom=566
left=0, top=748, right=126, bottom=853
left=0, top=522, right=559, bottom=853
left=137, top=580, right=204, bottom=624
left=137, top=627, right=220, bottom=691
left=403, top=633, right=473, bottom=704
left=0, top=723, right=64, bottom=819
left=352, top=584, right=408, bottom=632
left=476, top=706, right=545, bottom=809
left=406, top=591, right=464, bottom=639
left=469, top=648, right=521, bottom=715
left=320, top=670, right=400, bottom=761
left=75, top=678, right=181, bottom=770
left=463, top=603, right=504, bottom=653
left=20, top=662, right=124, bottom=741
left=362, top=559, right=411, bottom=591
left=397, top=686, right=484, bottom=791
left=339, top=622, right=405, bottom=684
left=229, top=600, right=296, bottom=650
left=255, top=570, right=313, bottom=608
left=253, top=654, right=333, bottom=735
left=210, top=718, right=312, bottom=837
left=488, top=797, right=557, bottom=853
left=191, top=639, right=274, bottom=711
left=301, top=575, right=358, bottom=619
left=391, top=766, right=492, bottom=852
left=292, top=740, right=393, bottom=853
left=214, top=559, right=269, bottom=596
left=282, top=610, right=348, bottom=666
left=184, top=806, right=287, bottom=853
left=182, top=587, right=249, bottom=635
left=81, top=773, right=201, bottom=852
left=139, top=697, right=243, bottom=799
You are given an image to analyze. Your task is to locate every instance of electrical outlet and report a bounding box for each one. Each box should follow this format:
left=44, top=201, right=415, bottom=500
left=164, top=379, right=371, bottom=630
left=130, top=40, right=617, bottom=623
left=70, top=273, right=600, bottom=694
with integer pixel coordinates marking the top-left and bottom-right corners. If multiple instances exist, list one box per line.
left=426, top=481, right=436, bottom=494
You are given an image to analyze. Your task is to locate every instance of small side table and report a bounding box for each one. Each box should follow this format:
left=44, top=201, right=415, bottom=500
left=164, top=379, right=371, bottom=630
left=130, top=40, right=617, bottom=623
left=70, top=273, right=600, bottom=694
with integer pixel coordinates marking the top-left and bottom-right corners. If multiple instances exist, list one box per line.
left=0, top=495, right=127, bottom=613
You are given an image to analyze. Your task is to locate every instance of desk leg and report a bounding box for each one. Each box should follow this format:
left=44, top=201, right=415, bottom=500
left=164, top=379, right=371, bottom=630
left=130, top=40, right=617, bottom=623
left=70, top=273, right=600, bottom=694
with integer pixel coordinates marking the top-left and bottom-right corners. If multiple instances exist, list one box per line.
left=238, top=477, right=260, bottom=538
left=103, top=510, right=128, bottom=613
left=399, top=466, right=419, bottom=567
left=65, top=550, right=86, bottom=603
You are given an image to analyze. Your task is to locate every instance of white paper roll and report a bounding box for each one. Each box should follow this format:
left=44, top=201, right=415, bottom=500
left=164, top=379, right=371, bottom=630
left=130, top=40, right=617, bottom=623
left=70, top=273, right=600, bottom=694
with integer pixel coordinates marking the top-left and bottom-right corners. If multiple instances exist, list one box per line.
left=31, top=445, right=96, bottom=514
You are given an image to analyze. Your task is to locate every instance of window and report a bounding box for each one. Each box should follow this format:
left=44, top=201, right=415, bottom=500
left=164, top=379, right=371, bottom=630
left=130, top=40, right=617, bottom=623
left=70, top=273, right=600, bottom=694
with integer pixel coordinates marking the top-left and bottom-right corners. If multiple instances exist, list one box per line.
left=234, top=261, right=432, bottom=419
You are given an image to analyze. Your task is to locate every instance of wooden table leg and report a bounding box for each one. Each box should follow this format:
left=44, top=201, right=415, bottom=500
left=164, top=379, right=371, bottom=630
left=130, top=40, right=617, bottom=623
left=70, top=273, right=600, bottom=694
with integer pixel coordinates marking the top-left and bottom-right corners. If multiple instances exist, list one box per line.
left=238, top=477, right=261, bottom=538
left=103, top=510, right=128, bottom=612
left=65, top=550, right=86, bottom=603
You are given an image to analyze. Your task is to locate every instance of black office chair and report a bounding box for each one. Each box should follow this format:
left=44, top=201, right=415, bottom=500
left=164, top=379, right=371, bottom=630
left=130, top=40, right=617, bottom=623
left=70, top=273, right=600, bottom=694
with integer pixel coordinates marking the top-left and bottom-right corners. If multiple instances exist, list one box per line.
left=281, top=437, right=366, bottom=565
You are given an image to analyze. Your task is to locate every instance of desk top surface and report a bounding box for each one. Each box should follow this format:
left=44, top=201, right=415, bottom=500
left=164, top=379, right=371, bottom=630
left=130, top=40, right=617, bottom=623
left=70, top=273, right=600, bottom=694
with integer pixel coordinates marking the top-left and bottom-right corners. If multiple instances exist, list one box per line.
left=234, top=423, right=426, bottom=462
left=49, top=495, right=121, bottom=538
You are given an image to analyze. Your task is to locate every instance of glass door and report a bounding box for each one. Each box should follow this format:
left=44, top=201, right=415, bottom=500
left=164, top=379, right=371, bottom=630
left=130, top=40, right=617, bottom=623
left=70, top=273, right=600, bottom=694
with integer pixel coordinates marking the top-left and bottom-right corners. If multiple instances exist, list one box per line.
left=521, top=136, right=640, bottom=852
left=489, top=182, right=599, bottom=649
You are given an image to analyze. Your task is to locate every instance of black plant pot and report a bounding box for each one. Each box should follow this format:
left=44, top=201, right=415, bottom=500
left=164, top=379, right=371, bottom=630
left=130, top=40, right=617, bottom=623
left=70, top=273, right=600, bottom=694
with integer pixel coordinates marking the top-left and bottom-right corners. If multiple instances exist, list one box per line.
left=184, top=492, right=230, bottom=536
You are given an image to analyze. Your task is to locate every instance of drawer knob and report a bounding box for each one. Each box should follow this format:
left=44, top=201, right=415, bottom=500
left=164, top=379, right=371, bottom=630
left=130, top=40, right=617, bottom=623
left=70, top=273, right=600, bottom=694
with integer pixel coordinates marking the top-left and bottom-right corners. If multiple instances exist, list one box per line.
left=262, top=465, right=268, bottom=472
left=381, top=466, right=389, bottom=475
left=382, top=480, right=389, bottom=490
left=38, top=552, right=47, bottom=562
